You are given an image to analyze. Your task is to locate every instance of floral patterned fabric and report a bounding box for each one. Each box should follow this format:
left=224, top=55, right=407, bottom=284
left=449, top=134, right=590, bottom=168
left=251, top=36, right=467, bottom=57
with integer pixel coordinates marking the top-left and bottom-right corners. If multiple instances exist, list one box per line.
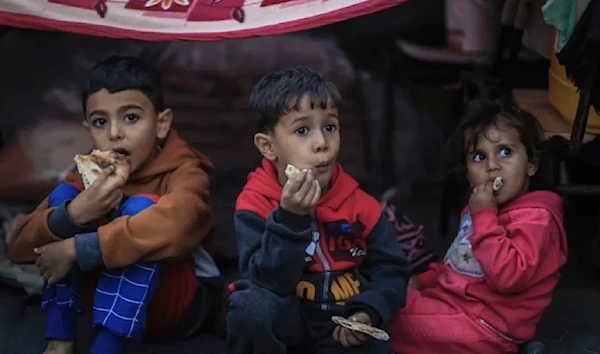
left=0, top=0, right=406, bottom=41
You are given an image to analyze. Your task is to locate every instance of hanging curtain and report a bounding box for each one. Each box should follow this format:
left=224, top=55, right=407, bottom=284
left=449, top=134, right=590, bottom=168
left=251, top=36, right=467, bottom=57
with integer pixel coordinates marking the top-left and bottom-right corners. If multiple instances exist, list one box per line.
left=0, top=0, right=407, bottom=41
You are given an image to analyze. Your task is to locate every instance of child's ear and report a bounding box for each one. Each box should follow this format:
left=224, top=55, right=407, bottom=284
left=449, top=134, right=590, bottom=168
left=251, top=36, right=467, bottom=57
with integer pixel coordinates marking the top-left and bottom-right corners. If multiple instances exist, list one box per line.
left=82, top=120, right=89, bottom=129
left=527, top=159, right=539, bottom=177
left=156, top=109, right=173, bottom=139
left=254, top=132, right=276, bottom=161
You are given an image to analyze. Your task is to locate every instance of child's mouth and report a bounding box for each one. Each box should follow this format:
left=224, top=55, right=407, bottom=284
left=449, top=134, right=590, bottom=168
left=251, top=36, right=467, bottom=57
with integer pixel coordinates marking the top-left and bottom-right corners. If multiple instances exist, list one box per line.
left=112, top=149, right=131, bottom=160
left=113, top=148, right=128, bottom=155
left=315, top=161, right=331, bottom=171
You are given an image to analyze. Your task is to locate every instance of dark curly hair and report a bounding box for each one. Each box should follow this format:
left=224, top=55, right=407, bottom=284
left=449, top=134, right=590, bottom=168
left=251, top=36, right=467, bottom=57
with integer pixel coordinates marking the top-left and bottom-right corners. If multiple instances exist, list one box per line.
left=452, top=99, right=543, bottom=168
left=249, top=66, right=341, bottom=133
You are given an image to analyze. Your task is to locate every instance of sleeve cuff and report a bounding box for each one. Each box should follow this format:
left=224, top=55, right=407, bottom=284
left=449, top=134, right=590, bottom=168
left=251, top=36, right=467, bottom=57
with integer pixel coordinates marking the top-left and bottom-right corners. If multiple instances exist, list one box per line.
left=470, top=207, right=498, bottom=220
left=74, top=232, right=104, bottom=271
left=273, top=206, right=312, bottom=232
left=469, top=207, right=499, bottom=242
left=415, top=270, right=438, bottom=289
left=47, top=201, right=93, bottom=239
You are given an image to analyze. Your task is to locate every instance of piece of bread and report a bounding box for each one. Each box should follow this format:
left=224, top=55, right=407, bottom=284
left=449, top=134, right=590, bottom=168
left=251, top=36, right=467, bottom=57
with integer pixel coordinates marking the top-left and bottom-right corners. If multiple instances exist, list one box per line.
left=331, top=316, right=390, bottom=341
left=492, top=176, right=504, bottom=191
left=74, top=150, right=130, bottom=189
left=285, top=164, right=300, bottom=180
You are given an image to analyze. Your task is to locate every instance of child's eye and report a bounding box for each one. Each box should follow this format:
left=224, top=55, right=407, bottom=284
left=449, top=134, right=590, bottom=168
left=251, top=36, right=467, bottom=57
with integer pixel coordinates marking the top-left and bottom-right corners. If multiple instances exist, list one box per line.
left=124, top=114, right=139, bottom=123
left=324, top=124, right=337, bottom=133
left=499, top=147, right=511, bottom=157
left=92, top=118, right=107, bottom=127
left=473, top=152, right=485, bottom=162
left=295, top=126, right=309, bottom=136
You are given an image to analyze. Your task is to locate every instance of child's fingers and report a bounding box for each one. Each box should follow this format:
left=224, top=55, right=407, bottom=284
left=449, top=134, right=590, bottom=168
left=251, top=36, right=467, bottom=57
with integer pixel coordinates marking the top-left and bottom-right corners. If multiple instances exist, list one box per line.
left=41, top=269, right=51, bottom=283
left=346, top=330, right=364, bottom=346
left=37, top=263, right=47, bottom=276
left=344, top=328, right=359, bottom=346
left=102, top=173, right=126, bottom=192
left=332, top=325, right=341, bottom=342
left=108, top=192, right=124, bottom=211
left=107, top=189, right=123, bottom=206
left=310, top=180, right=321, bottom=206
left=351, top=330, right=370, bottom=343
left=295, top=170, right=314, bottom=198
left=301, top=180, right=318, bottom=206
left=284, top=169, right=307, bottom=194
left=48, top=273, right=58, bottom=286
left=339, top=328, right=350, bottom=347
left=483, top=180, right=493, bottom=191
left=35, top=255, right=42, bottom=268
left=472, top=182, right=493, bottom=195
left=93, top=166, right=116, bottom=185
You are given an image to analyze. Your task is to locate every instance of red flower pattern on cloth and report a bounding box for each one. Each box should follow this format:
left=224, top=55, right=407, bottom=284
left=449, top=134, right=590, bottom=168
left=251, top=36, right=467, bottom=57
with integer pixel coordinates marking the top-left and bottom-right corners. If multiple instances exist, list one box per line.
left=145, top=0, right=189, bottom=10
left=125, top=0, right=190, bottom=12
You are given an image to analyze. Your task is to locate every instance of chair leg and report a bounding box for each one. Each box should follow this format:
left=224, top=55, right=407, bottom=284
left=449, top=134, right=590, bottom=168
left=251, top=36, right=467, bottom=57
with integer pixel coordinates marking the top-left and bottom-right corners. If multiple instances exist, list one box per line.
left=559, top=160, right=569, bottom=185
left=492, top=0, right=521, bottom=77
left=591, top=209, right=600, bottom=271
left=492, top=25, right=513, bottom=76
left=569, top=89, right=592, bottom=157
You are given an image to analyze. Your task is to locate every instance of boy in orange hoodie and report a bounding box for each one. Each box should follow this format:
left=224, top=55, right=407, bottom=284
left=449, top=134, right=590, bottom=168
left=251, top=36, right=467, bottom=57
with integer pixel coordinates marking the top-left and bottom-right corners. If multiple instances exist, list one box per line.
left=390, top=100, right=568, bottom=353
left=9, top=56, right=221, bottom=354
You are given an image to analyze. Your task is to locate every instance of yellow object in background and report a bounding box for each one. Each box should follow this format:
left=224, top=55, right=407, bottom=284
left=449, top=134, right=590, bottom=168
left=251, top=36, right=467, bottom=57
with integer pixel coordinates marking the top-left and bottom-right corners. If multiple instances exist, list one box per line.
left=548, top=41, right=600, bottom=134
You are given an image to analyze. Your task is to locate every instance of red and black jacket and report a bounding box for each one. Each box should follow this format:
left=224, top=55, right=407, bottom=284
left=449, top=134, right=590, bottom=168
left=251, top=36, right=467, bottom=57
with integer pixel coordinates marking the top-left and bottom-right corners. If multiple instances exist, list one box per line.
left=233, top=159, right=411, bottom=328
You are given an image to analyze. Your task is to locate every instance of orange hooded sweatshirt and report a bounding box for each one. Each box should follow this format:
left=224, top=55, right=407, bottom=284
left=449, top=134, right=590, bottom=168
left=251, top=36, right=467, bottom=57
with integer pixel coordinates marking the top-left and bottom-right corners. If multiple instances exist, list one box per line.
left=9, top=130, right=216, bottom=340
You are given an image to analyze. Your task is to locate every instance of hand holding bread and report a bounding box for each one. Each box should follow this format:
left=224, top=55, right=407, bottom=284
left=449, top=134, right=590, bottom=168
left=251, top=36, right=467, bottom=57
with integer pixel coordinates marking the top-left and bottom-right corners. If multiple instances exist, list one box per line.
left=280, top=164, right=320, bottom=215
left=67, top=150, right=130, bottom=224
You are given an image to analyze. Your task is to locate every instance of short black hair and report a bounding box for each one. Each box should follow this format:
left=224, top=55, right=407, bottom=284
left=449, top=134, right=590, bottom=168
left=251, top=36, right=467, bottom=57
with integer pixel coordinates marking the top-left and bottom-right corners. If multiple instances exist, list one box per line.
left=249, top=67, right=341, bottom=133
left=452, top=99, right=543, bottom=167
left=82, top=56, right=164, bottom=114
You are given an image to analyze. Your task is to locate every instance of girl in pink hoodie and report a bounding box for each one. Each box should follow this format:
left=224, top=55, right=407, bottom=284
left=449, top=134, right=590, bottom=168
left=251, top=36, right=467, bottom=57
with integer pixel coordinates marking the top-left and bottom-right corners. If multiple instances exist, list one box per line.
left=391, top=100, right=568, bottom=353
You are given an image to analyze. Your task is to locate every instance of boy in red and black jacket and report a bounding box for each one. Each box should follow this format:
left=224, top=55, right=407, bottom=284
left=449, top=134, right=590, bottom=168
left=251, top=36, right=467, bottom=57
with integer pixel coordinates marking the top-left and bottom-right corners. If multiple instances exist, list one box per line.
left=226, top=67, right=411, bottom=354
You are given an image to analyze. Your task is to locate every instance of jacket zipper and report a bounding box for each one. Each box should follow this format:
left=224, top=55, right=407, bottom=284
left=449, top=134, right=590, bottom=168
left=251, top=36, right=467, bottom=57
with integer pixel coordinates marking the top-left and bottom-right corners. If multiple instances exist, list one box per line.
left=312, top=211, right=331, bottom=311
left=478, top=319, right=526, bottom=344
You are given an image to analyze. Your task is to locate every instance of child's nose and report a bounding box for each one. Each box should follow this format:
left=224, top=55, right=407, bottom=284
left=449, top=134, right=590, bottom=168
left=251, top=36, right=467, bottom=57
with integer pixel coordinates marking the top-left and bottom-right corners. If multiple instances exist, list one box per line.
left=486, top=157, right=501, bottom=171
left=109, top=123, right=124, bottom=141
left=313, top=133, right=328, bottom=152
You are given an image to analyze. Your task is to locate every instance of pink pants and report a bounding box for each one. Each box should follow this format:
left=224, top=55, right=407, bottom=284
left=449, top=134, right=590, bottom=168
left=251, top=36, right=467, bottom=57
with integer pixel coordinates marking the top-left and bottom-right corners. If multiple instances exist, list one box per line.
left=390, top=289, right=519, bottom=354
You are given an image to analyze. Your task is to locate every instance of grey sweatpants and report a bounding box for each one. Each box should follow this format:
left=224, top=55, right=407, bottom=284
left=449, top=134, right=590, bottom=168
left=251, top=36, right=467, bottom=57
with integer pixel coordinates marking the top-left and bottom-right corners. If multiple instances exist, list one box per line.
left=226, top=281, right=392, bottom=354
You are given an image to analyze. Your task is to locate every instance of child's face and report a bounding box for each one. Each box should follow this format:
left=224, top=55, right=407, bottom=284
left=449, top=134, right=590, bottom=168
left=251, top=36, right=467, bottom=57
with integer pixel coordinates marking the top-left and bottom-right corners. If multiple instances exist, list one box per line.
left=255, top=94, right=340, bottom=191
left=83, top=89, right=172, bottom=174
left=465, top=121, right=538, bottom=205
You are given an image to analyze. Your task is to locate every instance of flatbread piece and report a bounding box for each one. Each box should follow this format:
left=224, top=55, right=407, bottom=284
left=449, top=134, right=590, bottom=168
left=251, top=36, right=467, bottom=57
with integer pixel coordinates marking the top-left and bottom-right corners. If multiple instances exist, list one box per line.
left=331, top=316, right=390, bottom=341
left=74, top=149, right=130, bottom=188
left=285, top=164, right=300, bottom=180
left=492, top=176, right=504, bottom=191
